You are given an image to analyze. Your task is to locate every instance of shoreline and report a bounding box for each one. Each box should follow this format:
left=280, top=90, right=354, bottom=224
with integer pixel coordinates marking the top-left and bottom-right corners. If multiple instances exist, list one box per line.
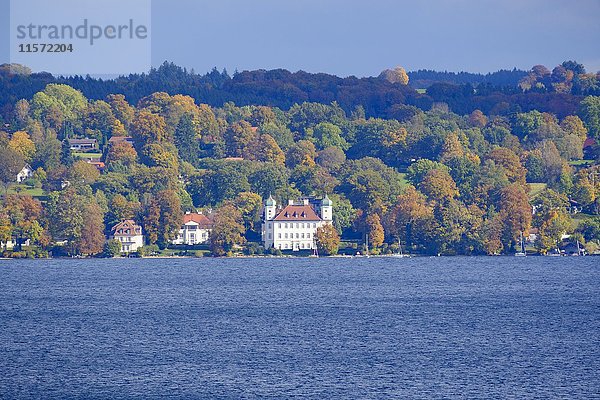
left=1, top=253, right=595, bottom=261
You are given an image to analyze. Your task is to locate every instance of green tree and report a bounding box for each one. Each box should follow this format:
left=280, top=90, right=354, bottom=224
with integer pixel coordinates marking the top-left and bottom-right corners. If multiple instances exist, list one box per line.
left=223, top=121, right=257, bottom=157
left=103, top=239, right=122, bottom=257
left=174, top=113, right=199, bottom=165
left=142, top=189, right=183, bottom=247
left=330, top=194, right=356, bottom=235
left=47, top=188, right=103, bottom=255
left=189, top=166, right=250, bottom=206
left=286, top=140, right=317, bottom=168
left=406, top=159, right=449, bottom=186
left=0, top=147, right=25, bottom=192
left=312, top=122, right=349, bottom=150
left=579, top=96, right=600, bottom=139
left=316, top=146, right=346, bottom=173
left=30, top=84, right=88, bottom=131
left=60, top=139, right=74, bottom=166
left=258, top=122, right=294, bottom=151
left=339, top=157, right=405, bottom=214
left=233, top=191, right=263, bottom=232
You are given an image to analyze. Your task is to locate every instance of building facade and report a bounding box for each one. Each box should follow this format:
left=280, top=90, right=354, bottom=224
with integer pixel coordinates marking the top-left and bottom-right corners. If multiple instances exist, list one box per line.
left=68, top=138, right=98, bottom=151
left=110, top=219, right=144, bottom=253
left=171, top=212, right=213, bottom=245
left=262, top=195, right=333, bottom=251
left=16, top=164, right=33, bottom=183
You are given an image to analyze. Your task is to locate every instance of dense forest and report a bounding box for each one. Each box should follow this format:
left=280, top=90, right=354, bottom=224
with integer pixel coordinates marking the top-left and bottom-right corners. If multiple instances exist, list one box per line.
left=1, top=60, right=599, bottom=122
left=0, top=60, right=599, bottom=257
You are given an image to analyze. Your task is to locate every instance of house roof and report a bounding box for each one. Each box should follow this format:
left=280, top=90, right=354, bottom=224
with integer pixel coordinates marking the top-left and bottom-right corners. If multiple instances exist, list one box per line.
left=273, top=205, right=322, bottom=221
left=87, top=160, right=106, bottom=169
left=108, top=136, right=134, bottom=144
left=68, top=138, right=97, bottom=144
left=111, top=219, right=142, bottom=236
left=183, top=213, right=213, bottom=228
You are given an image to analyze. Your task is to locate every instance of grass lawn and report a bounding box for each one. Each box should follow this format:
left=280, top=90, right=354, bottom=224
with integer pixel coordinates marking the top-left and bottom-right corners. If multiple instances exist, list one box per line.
left=569, top=159, right=594, bottom=167
left=7, top=184, right=46, bottom=198
left=398, top=172, right=409, bottom=187
left=73, top=152, right=102, bottom=159
left=528, top=183, right=547, bottom=199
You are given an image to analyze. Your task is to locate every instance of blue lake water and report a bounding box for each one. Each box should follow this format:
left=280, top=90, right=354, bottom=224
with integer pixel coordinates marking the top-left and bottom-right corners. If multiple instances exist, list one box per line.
left=0, top=257, right=599, bottom=399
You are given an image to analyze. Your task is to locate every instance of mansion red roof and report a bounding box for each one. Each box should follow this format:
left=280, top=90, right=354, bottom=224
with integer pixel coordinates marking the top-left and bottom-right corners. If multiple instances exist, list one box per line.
left=86, top=160, right=105, bottom=171
left=273, top=205, right=322, bottom=221
left=183, top=213, right=213, bottom=228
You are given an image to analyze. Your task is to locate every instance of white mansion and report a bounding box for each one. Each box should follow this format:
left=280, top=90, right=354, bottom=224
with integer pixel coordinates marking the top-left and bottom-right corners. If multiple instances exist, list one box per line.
left=262, top=195, right=333, bottom=251
left=110, top=219, right=144, bottom=253
left=171, top=211, right=213, bottom=245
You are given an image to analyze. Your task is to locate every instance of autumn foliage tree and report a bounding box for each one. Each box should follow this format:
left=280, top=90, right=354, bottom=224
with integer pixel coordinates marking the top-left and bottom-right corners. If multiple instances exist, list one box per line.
left=315, top=223, right=340, bottom=256
left=209, top=204, right=246, bottom=256
left=142, top=189, right=183, bottom=247
left=365, top=213, right=385, bottom=248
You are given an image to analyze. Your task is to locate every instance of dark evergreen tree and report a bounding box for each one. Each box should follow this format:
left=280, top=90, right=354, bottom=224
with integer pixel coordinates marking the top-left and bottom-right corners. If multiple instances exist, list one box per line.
left=174, top=113, right=199, bottom=165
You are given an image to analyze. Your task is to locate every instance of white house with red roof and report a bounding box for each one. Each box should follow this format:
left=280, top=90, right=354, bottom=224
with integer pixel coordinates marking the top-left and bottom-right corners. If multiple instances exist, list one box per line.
left=262, top=195, right=333, bottom=251
left=171, top=211, right=214, bottom=245
left=110, top=219, right=144, bottom=253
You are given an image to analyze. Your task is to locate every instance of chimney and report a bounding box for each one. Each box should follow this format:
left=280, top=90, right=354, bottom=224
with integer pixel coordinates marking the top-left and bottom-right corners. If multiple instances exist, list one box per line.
left=288, top=199, right=294, bottom=205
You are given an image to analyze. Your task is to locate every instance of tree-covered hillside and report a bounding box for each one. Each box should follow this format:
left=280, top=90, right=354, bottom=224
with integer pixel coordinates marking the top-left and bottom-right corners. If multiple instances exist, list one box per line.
left=1, top=61, right=599, bottom=257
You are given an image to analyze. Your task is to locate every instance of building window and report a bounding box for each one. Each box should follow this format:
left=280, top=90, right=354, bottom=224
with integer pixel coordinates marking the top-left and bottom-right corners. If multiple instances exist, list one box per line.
left=307, top=233, right=311, bottom=239
left=277, top=223, right=280, bottom=229
left=285, top=223, right=288, bottom=229
left=278, top=233, right=281, bottom=239
left=301, top=233, right=305, bottom=239
left=285, top=233, right=288, bottom=239
left=296, top=233, right=299, bottom=239
left=268, top=233, right=272, bottom=239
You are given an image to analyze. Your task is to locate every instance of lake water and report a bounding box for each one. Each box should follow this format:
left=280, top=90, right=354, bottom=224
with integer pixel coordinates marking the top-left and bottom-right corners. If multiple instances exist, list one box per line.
left=0, top=257, right=598, bottom=399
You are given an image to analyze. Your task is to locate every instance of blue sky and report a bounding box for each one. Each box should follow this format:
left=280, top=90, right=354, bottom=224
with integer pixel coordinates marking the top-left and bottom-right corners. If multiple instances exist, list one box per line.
left=2, top=0, right=600, bottom=77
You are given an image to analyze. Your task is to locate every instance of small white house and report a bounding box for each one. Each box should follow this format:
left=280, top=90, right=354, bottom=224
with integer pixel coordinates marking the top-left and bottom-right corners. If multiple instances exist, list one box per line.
left=1, top=238, right=30, bottom=250
left=109, top=219, right=144, bottom=253
left=68, top=138, right=98, bottom=151
left=171, top=212, right=213, bottom=245
left=16, top=164, right=33, bottom=183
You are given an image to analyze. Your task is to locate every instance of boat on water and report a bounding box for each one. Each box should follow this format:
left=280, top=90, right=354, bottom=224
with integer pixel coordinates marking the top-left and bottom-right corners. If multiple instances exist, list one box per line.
left=515, top=231, right=526, bottom=257
left=392, top=241, right=411, bottom=258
